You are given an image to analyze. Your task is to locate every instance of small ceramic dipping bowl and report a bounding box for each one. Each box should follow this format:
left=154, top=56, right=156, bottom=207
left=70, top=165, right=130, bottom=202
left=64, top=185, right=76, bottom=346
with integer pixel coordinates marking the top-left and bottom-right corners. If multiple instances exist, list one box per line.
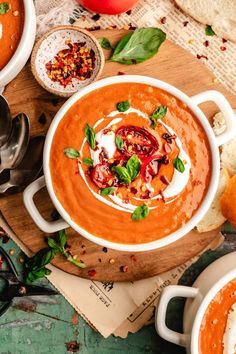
left=31, top=26, right=105, bottom=97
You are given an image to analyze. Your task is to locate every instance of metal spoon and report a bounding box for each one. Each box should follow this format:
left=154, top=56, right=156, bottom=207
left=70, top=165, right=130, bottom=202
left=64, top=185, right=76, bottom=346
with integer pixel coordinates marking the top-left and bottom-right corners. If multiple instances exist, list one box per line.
left=0, top=113, right=30, bottom=173
left=0, top=136, right=45, bottom=194
left=0, top=95, right=12, bottom=148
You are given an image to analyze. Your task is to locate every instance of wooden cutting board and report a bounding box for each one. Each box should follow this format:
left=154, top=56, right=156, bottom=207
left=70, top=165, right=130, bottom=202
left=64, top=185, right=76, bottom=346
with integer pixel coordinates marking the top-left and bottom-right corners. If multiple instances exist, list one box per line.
left=0, top=29, right=234, bottom=282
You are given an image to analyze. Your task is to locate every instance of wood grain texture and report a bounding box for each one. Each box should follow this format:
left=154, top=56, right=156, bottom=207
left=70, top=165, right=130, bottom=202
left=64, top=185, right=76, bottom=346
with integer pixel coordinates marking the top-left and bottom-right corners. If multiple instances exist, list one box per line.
left=0, top=29, right=235, bottom=282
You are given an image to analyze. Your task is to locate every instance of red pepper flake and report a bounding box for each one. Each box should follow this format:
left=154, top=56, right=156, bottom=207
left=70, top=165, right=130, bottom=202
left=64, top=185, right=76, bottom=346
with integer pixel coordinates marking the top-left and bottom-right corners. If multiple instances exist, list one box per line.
left=130, top=187, right=138, bottom=194
left=160, top=16, right=167, bottom=24
left=128, top=23, right=137, bottom=30
left=117, top=71, right=126, bottom=75
left=126, top=9, right=132, bottom=15
left=102, top=247, right=108, bottom=253
left=222, top=38, right=227, bottom=43
left=65, top=341, right=80, bottom=353
left=160, top=175, right=170, bottom=185
left=98, top=258, right=102, bottom=263
left=196, top=54, right=208, bottom=60
left=203, top=40, right=209, bottom=47
left=45, top=41, right=96, bottom=88
left=81, top=250, right=86, bottom=255
left=88, top=269, right=96, bottom=277
left=86, top=25, right=101, bottom=31
left=91, top=13, right=100, bottom=21
left=75, top=171, right=79, bottom=175
left=120, top=265, right=128, bottom=272
left=130, top=255, right=137, bottom=262
left=220, top=46, right=227, bottom=51
left=183, top=21, right=189, bottom=27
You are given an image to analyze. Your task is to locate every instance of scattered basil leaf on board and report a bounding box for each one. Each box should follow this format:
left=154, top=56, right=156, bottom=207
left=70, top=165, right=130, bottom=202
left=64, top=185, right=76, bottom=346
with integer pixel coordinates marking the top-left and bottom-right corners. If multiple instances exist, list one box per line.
left=150, top=106, right=167, bottom=128
left=126, top=154, right=140, bottom=181
left=115, top=136, right=124, bottom=149
left=64, top=148, right=80, bottom=159
left=0, top=2, right=9, bottom=14
left=110, top=28, right=166, bottom=65
left=112, top=166, right=131, bottom=184
left=83, top=157, right=94, bottom=166
left=132, top=204, right=149, bottom=221
left=117, top=101, right=130, bottom=112
left=24, top=230, right=86, bottom=284
left=100, top=187, right=116, bottom=196
left=173, top=156, right=185, bottom=173
left=205, top=25, right=215, bottom=36
left=85, top=124, right=96, bottom=149
left=98, top=37, right=113, bottom=50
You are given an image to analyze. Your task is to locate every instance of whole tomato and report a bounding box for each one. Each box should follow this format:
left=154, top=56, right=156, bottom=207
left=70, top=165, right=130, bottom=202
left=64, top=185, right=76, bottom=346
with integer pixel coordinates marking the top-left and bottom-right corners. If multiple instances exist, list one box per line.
left=77, top=0, right=140, bottom=15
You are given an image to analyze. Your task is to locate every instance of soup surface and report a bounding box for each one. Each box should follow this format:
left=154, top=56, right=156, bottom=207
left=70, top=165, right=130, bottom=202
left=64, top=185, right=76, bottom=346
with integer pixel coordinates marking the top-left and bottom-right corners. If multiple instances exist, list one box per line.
left=0, top=0, right=24, bottom=70
left=50, top=83, right=211, bottom=244
left=199, top=278, right=236, bottom=354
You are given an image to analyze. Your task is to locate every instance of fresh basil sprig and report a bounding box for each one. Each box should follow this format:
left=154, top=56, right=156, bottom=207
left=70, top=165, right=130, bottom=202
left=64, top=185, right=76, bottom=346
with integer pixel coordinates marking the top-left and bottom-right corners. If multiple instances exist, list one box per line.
left=85, top=124, right=96, bottom=150
left=173, top=156, right=185, bottom=173
left=150, top=106, right=167, bottom=128
left=98, top=37, right=114, bottom=50
left=64, top=148, right=80, bottom=159
left=110, top=28, right=166, bottom=65
left=132, top=204, right=149, bottom=221
left=24, top=230, right=86, bottom=284
left=100, top=187, right=116, bottom=196
left=115, top=136, right=124, bottom=149
left=205, top=25, right=215, bottom=36
left=117, top=101, right=130, bottom=112
left=83, top=157, right=94, bottom=166
left=112, top=154, right=140, bottom=184
left=0, top=2, right=9, bottom=14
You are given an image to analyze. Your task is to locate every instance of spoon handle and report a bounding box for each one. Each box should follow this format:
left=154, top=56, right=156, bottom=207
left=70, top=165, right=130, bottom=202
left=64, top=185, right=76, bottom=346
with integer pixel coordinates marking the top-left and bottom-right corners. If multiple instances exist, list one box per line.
left=0, top=182, right=13, bottom=193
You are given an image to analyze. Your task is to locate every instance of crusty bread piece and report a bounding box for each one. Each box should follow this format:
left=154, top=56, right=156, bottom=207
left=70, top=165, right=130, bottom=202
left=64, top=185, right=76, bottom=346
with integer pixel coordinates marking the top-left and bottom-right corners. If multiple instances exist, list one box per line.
left=221, top=174, right=236, bottom=228
left=174, top=0, right=236, bottom=42
left=196, top=168, right=229, bottom=233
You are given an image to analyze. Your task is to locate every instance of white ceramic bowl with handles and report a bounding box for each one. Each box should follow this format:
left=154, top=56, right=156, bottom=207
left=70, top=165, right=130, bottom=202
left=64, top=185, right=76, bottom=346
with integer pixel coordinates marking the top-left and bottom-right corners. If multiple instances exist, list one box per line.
left=0, top=0, right=36, bottom=88
left=156, top=251, right=236, bottom=353
left=23, top=75, right=236, bottom=252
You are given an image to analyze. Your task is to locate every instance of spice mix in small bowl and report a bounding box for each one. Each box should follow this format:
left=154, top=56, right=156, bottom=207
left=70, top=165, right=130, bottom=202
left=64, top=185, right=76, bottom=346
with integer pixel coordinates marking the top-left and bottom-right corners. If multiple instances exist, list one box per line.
left=31, top=26, right=105, bottom=97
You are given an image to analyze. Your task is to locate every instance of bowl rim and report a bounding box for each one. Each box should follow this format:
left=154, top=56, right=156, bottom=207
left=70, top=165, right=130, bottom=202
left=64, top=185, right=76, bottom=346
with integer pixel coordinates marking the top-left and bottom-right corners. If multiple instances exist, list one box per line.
left=0, top=0, right=36, bottom=86
left=30, top=25, right=105, bottom=98
left=191, top=265, right=236, bottom=353
left=43, top=75, right=220, bottom=252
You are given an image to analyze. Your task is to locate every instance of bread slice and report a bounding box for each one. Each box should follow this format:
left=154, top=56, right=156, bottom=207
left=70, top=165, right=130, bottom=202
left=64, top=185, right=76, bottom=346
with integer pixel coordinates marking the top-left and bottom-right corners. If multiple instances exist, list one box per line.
left=174, top=0, right=236, bottom=42
left=196, top=167, right=229, bottom=233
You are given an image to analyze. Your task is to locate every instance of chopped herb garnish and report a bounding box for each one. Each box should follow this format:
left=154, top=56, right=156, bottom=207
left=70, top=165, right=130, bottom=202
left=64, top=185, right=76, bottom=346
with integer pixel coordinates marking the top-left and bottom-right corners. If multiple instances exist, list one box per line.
left=132, top=204, right=149, bottom=221
left=98, top=37, right=114, bottom=50
left=0, top=2, right=9, bottom=14
left=83, top=157, right=94, bottom=166
left=64, top=148, right=80, bottom=159
left=173, top=156, right=185, bottom=173
left=85, top=124, right=96, bottom=150
left=115, top=136, right=124, bottom=149
left=150, top=106, right=167, bottom=128
left=117, top=101, right=130, bottom=112
left=100, top=187, right=116, bottom=196
left=205, top=25, right=215, bottom=36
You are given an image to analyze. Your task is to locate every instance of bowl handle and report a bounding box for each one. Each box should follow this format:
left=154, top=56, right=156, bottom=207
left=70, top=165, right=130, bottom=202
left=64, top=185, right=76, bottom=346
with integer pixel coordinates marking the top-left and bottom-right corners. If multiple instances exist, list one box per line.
left=23, top=176, right=69, bottom=233
left=155, top=285, right=199, bottom=347
left=191, top=90, right=236, bottom=146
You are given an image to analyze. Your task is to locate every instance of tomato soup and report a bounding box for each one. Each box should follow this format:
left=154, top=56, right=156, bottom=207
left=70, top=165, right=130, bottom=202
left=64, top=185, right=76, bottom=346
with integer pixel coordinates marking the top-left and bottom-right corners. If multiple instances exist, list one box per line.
left=199, top=278, right=236, bottom=354
left=0, top=0, right=24, bottom=70
left=50, top=83, right=211, bottom=244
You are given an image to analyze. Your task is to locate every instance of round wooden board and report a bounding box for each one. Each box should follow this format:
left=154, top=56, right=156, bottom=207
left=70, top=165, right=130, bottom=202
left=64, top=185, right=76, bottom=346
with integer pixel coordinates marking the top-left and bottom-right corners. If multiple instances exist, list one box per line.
left=0, top=29, right=234, bottom=282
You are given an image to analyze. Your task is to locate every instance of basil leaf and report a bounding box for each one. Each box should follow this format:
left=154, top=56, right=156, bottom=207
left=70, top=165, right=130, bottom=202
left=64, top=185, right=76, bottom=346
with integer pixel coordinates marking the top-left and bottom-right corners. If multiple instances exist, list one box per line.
left=150, top=106, right=167, bottom=128
left=115, top=136, right=124, bottom=149
left=117, top=101, right=130, bottom=112
left=47, top=237, right=61, bottom=251
left=110, top=28, right=166, bottom=65
left=26, top=248, right=56, bottom=271
left=64, top=148, right=80, bottom=159
left=126, top=154, right=140, bottom=181
left=83, top=157, right=94, bottom=166
left=132, top=204, right=149, bottom=221
left=100, top=187, right=116, bottom=196
left=85, top=124, right=96, bottom=150
left=98, top=37, right=113, bottom=50
left=25, top=267, right=52, bottom=284
left=205, top=25, right=215, bottom=36
left=57, top=230, right=67, bottom=248
left=112, top=166, right=131, bottom=184
left=173, top=156, right=185, bottom=173
left=0, top=2, right=9, bottom=14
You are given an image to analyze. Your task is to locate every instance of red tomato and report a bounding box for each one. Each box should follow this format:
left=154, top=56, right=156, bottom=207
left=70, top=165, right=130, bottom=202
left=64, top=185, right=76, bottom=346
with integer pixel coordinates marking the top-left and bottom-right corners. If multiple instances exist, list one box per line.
left=140, top=155, right=162, bottom=182
left=91, top=163, right=114, bottom=188
left=116, top=126, right=159, bottom=158
left=77, top=0, right=140, bottom=15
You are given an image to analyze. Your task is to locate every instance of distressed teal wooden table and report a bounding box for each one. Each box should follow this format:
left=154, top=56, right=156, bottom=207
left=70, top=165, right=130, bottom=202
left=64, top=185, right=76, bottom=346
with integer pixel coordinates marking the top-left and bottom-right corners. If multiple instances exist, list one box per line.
left=0, top=226, right=235, bottom=354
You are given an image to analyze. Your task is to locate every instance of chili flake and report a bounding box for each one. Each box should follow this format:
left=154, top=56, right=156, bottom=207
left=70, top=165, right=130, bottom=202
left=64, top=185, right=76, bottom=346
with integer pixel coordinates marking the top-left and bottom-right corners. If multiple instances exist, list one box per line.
left=120, top=265, right=128, bottom=272
left=88, top=269, right=96, bottom=277
left=45, top=41, right=96, bottom=87
left=220, top=46, right=227, bottom=51
left=160, top=17, right=167, bottom=24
